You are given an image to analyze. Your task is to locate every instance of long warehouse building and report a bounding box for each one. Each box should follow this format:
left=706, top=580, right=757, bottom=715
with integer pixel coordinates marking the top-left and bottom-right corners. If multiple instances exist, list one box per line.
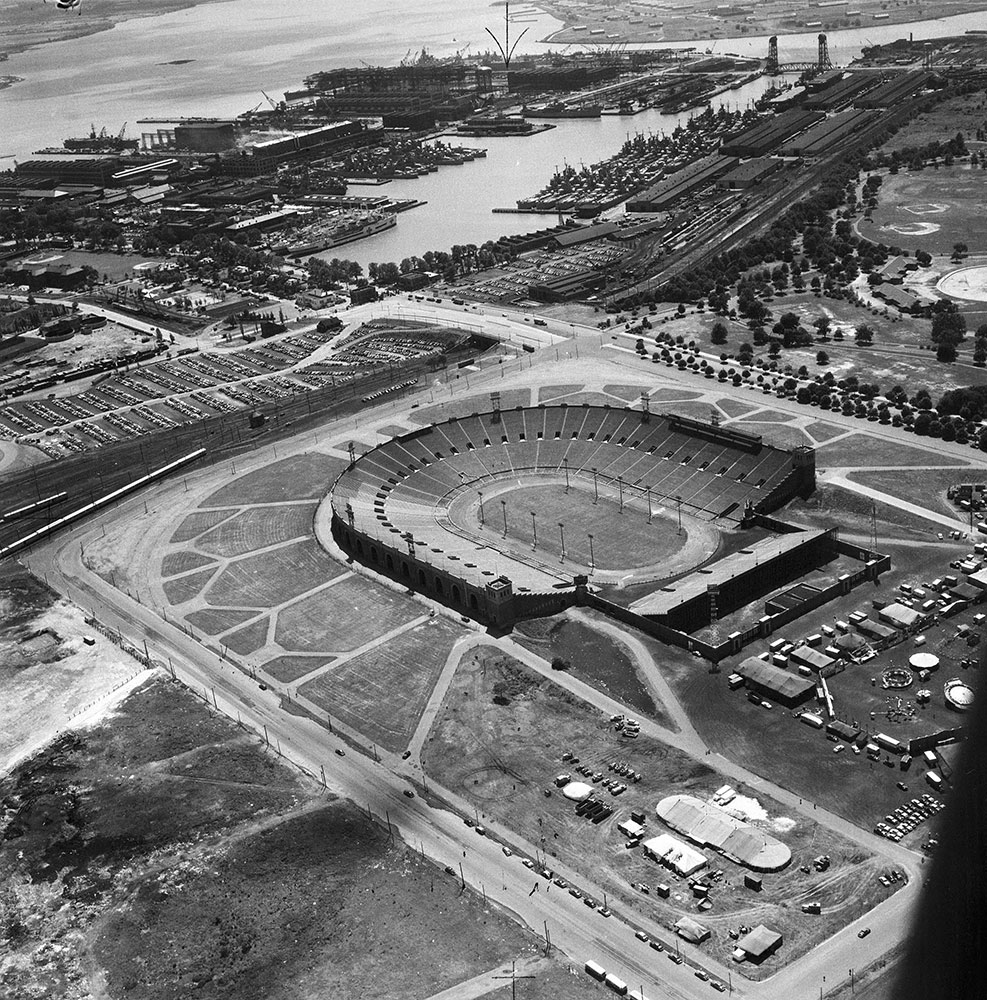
left=803, top=74, right=876, bottom=111
left=781, top=109, right=881, bottom=156
left=856, top=72, right=930, bottom=109
left=719, top=110, right=824, bottom=158
left=625, top=154, right=737, bottom=212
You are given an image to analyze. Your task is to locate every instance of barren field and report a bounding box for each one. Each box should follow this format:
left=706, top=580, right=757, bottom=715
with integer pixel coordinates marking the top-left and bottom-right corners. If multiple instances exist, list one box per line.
left=423, top=646, right=898, bottom=977
left=814, top=434, right=966, bottom=469
left=0, top=674, right=570, bottom=1000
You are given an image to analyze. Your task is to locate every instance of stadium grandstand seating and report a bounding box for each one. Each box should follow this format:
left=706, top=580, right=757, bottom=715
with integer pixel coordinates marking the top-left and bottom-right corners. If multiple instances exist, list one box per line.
left=329, top=407, right=809, bottom=583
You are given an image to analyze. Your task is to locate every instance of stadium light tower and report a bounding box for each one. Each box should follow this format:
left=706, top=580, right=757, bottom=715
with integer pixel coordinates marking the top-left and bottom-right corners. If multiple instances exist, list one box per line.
left=558, top=522, right=566, bottom=562
left=592, top=468, right=599, bottom=503
left=675, top=495, right=683, bottom=533
left=478, top=490, right=485, bottom=526
left=647, top=487, right=653, bottom=523
left=530, top=511, right=537, bottom=550
left=501, top=499, right=508, bottom=537
left=588, top=533, right=595, bottom=571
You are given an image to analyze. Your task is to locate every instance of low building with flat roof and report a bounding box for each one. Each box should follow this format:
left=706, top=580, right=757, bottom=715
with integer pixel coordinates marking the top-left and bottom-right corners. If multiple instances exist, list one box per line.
left=735, top=924, right=783, bottom=963
left=736, top=656, right=816, bottom=707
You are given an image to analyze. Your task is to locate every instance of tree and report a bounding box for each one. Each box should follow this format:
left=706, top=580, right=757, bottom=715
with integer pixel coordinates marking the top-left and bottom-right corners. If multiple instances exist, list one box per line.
left=710, top=321, right=728, bottom=345
left=813, top=315, right=831, bottom=339
left=937, top=342, right=957, bottom=363
left=816, top=350, right=830, bottom=366
left=952, top=242, right=969, bottom=260
left=855, top=324, right=875, bottom=346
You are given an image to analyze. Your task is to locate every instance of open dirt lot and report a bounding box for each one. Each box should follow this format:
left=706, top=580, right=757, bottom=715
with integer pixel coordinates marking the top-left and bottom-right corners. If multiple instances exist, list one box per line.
left=0, top=565, right=143, bottom=776
left=423, top=646, right=898, bottom=978
left=0, top=674, right=578, bottom=1000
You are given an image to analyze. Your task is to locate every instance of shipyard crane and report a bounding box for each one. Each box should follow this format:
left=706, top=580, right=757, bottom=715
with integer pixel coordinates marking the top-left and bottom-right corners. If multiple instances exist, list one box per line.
left=44, top=0, right=83, bottom=14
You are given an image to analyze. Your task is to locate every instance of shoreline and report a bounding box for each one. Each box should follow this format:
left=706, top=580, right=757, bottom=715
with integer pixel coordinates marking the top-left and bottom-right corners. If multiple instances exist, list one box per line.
left=0, top=0, right=232, bottom=65
left=538, top=1, right=987, bottom=46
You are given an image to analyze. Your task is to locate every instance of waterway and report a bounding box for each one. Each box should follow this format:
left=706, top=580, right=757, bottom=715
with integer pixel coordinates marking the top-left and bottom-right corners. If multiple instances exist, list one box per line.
left=334, top=76, right=775, bottom=270
left=3, top=3, right=987, bottom=265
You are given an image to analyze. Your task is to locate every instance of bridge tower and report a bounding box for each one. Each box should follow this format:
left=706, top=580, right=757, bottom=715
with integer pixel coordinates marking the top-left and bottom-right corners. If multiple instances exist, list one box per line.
left=817, top=33, right=832, bottom=69
left=767, top=35, right=779, bottom=74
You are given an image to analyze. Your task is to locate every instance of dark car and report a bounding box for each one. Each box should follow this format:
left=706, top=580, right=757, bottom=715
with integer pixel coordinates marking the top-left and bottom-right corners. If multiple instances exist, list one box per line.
left=403, top=789, right=414, bottom=799
left=858, top=928, right=871, bottom=939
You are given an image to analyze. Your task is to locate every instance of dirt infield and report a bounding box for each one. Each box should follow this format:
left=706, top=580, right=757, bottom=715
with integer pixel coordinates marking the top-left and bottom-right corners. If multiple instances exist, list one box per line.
left=937, top=264, right=987, bottom=303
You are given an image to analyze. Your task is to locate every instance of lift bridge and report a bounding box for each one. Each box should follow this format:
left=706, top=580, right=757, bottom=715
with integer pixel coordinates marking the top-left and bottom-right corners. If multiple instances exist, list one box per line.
left=766, top=33, right=833, bottom=74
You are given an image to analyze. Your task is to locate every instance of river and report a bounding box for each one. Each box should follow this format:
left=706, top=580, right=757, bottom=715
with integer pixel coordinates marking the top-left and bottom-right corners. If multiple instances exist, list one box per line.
left=3, top=3, right=986, bottom=265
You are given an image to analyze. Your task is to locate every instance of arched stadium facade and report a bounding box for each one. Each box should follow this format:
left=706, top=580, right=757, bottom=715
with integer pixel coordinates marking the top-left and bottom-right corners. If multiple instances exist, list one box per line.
left=322, top=404, right=868, bottom=659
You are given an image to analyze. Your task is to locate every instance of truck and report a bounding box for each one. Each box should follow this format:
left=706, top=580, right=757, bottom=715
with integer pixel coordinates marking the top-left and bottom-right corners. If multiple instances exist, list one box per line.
left=585, top=960, right=606, bottom=981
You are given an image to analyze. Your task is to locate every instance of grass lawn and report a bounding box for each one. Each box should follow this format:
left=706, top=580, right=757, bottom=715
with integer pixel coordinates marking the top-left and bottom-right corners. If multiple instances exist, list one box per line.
left=409, top=388, right=531, bottom=426
left=163, top=567, right=218, bottom=606
left=220, top=616, right=270, bottom=656
left=161, top=551, right=215, bottom=578
left=274, top=575, right=420, bottom=653
left=602, top=383, right=651, bottom=401
left=298, top=615, right=463, bottom=751
left=538, top=383, right=584, bottom=402
left=170, top=509, right=238, bottom=544
left=846, top=468, right=978, bottom=516
left=204, top=539, right=346, bottom=609
left=867, top=164, right=987, bottom=255
left=815, top=433, right=966, bottom=469
left=185, top=608, right=257, bottom=637
left=202, top=454, right=346, bottom=507
left=194, top=504, right=315, bottom=559
left=263, top=655, right=336, bottom=684
left=491, top=483, right=691, bottom=571
left=804, top=420, right=849, bottom=444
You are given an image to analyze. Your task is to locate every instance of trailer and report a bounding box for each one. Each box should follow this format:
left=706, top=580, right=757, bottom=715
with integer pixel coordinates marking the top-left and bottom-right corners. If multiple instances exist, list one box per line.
left=585, top=960, right=606, bottom=981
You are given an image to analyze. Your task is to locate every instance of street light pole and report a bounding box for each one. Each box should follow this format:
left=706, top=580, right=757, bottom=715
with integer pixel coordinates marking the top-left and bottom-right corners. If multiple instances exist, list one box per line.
left=588, top=533, right=595, bottom=572
left=618, top=476, right=624, bottom=512
left=478, top=490, right=485, bottom=526
left=647, top=487, right=653, bottom=523
left=563, top=456, right=570, bottom=492
left=592, top=467, right=598, bottom=503
left=676, top=495, right=683, bottom=533
left=530, top=511, right=537, bottom=550
left=501, top=499, right=508, bottom=537
left=558, top=522, right=565, bottom=562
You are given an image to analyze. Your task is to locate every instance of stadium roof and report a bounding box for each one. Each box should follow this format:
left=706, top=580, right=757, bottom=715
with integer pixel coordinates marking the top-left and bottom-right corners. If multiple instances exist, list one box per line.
left=737, top=656, right=816, bottom=702
left=631, top=530, right=828, bottom=617
left=656, top=795, right=791, bottom=871
left=737, top=924, right=783, bottom=959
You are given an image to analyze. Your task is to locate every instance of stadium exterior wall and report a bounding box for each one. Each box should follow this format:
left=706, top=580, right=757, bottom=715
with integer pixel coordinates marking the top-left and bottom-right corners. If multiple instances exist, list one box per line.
left=330, top=516, right=577, bottom=629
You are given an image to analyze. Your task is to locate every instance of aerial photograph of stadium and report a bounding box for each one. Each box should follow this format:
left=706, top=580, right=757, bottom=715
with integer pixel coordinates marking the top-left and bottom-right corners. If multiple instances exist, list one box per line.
left=1, top=1, right=985, bottom=999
